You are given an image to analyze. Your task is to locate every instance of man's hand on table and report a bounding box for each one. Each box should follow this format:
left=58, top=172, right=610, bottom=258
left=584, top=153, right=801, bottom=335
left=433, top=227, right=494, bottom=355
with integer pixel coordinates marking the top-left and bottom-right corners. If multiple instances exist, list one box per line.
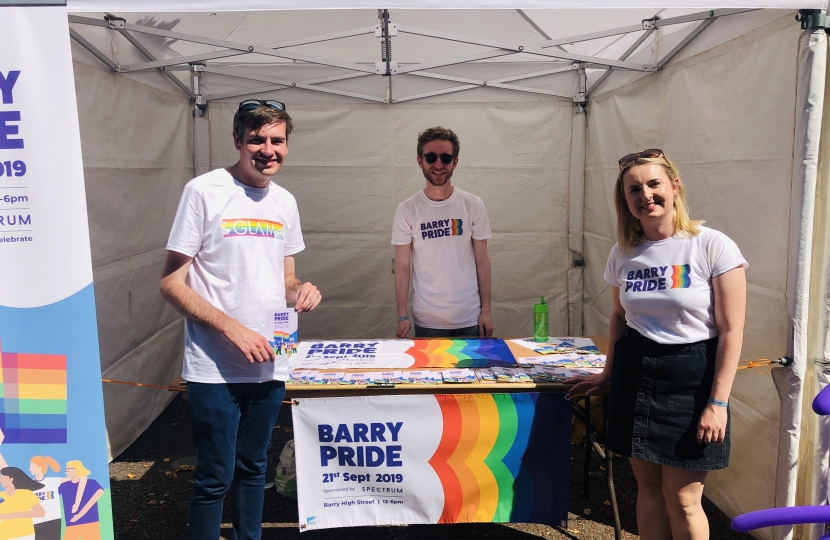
left=568, top=372, right=611, bottom=397
left=478, top=311, right=493, bottom=337
left=396, top=318, right=411, bottom=338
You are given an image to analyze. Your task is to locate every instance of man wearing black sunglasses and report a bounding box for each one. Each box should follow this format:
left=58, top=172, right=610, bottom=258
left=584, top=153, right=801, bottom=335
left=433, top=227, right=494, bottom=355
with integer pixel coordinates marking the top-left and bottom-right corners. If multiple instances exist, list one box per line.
left=392, top=126, right=493, bottom=338
left=160, top=99, right=321, bottom=540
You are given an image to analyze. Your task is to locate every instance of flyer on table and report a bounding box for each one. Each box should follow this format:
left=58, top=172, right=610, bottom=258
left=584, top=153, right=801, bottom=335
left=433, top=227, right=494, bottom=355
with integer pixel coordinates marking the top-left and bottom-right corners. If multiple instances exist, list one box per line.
left=0, top=6, right=114, bottom=538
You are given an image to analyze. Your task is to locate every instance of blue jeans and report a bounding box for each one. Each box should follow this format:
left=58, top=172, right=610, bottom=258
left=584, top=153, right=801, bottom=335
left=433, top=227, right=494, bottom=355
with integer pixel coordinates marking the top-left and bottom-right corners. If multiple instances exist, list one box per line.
left=187, top=380, right=286, bottom=540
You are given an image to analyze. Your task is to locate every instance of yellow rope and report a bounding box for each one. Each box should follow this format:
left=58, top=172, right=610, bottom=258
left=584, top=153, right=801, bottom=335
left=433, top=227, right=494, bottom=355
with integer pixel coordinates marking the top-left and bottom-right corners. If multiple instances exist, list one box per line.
left=736, top=359, right=774, bottom=374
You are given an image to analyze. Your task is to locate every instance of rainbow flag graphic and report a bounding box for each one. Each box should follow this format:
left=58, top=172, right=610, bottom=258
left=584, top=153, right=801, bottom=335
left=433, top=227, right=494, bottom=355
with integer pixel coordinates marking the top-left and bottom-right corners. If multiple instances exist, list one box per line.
left=450, top=219, right=463, bottom=236
left=272, top=330, right=298, bottom=355
left=429, top=393, right=570, bottom=525
left=670, top=264, right=692, bottom=288
left=405, top=339, right=515, bottom=368
left=221, top=218, right=283, bottom=239
left=0, top=340, right=67, bottom=444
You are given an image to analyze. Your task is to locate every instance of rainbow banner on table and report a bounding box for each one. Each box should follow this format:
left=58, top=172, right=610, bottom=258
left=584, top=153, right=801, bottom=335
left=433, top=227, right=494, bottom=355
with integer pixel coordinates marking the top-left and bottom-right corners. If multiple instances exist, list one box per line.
left=293, top=393, right=571, bottom=531
left=405, top=339, right=515, bottom=368
left=0, top=340, right=68, bottom=444
left=291, top=338, right=516, bottom=370
left=429, top=393, right=569, bottom=524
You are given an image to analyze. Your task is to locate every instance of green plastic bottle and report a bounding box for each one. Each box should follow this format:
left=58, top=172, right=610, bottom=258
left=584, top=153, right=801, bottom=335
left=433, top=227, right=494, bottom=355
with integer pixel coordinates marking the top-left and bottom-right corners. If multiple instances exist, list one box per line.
left=534, top=296, right=548, bottom=342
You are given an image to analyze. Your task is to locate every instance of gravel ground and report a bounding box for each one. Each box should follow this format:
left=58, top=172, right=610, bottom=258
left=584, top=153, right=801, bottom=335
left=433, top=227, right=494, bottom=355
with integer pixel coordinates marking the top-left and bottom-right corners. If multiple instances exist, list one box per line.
left=110, top=395, right=752, bottom=539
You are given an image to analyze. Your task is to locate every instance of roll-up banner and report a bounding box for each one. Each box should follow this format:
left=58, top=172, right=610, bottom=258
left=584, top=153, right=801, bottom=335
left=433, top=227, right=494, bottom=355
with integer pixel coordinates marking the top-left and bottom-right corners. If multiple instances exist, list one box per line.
left=0, top=5, right=114, bottom=539
left=293, top=393, right=571, bottom=531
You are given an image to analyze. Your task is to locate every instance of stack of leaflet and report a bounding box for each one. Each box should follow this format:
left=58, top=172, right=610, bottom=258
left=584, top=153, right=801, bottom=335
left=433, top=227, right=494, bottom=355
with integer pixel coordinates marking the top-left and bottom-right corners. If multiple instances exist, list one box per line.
left=509, top=336, right=600, bottom=355
left=440, top=369, right=477, bottom=383
left=475, top=366, right=575, bottom=384
left=288, top=369, right=461, bottom=386
left=509, top=336, right=605, bottom=379
left=407, top=370, right=443, bottom=385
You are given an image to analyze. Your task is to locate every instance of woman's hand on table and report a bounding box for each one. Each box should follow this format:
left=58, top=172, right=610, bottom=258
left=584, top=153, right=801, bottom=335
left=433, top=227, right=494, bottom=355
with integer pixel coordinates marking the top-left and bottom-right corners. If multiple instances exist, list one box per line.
left=568, top=372, right=611, bottom=397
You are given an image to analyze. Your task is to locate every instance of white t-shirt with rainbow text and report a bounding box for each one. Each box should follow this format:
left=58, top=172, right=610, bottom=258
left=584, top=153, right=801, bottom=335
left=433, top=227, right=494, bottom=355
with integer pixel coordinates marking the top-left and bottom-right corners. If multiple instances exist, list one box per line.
left=167, top=168, right=305, bottom=383
left=392, top=188, right=492, bottom=329
left=604, top=226, right=747, bottom=345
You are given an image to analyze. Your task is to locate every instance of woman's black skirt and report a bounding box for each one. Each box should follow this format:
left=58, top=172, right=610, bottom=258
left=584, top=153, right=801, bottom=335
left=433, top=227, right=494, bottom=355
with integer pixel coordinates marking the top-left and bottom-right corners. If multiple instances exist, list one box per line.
left=606, top=326, right=730, bottom=471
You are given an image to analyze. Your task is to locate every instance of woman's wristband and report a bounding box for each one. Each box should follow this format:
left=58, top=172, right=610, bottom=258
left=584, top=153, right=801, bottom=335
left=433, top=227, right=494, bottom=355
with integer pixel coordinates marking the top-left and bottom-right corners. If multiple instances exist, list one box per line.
left=707, top=397, right=728, bottom=408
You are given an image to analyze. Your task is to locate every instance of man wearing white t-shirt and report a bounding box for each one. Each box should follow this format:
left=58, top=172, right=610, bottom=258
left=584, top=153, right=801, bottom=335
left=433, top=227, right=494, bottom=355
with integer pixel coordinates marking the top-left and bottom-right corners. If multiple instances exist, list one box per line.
left=160, top=100, right=321, bottom=540
left=392, top=126, right=493, bottom=338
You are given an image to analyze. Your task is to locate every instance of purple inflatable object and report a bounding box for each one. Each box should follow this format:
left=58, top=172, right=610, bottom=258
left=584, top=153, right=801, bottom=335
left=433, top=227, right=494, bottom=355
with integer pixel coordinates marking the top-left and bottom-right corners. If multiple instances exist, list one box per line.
left=813, top=384, right=830, bottom=416
left=732, top=380, right=830, bottom=532
left=732, top=506, right=830, bottom=532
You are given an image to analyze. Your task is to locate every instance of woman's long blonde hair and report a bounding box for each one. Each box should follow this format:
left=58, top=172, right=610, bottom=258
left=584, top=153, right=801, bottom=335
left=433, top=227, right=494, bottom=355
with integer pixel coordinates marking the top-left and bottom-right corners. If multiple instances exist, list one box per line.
left=614, top=152, right=703, bottom=250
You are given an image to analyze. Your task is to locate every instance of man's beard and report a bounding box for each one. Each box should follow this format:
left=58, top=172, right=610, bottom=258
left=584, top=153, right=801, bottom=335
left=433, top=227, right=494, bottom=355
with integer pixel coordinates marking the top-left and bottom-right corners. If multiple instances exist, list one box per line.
left=423, top=167, right=452, bottom=187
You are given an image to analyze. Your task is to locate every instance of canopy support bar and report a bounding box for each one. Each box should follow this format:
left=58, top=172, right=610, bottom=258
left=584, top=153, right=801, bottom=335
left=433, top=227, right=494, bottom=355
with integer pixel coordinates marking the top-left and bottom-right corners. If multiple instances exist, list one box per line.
left=66, top=8, right=755, bottom=105
left=115, top=27, right=195, bottom=98
left=68, top=27, right=116, bottom=71
left=204, top=69, right=385, bottom=102
left=408, top=71, right=573, bottom=99
left=397, top=24, right=652, bottom=71
left=68, top=15, right=376, bottom=74
left=587, top=27, right=656, bottom=97
left=119, top=27, right=375, bottom=72
left=656, top=17, right=716, bottom=70
left=395, top=64, right=574, bottom=103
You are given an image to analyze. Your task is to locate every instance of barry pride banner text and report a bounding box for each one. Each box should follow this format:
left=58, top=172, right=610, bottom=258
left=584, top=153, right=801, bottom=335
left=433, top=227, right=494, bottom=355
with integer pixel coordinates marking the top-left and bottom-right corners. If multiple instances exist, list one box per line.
left=293, top=393, right=571, bottom=531
left=0, top=5, right=115, bottom=538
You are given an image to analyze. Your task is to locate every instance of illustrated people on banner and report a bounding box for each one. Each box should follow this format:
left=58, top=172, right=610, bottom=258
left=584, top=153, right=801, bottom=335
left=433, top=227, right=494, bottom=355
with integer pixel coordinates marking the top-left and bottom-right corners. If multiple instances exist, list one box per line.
left=0, top=466, right=47, bottom=540
left=160, top=99, right=322, bottom=540
left=58, top=461, right=103, bottom=540
left=28, top=457, right=63, bottom=540
left=392, top=127, right=493, bottom=339
left=570, top=149, right=747, bottom=539
left=0, top=428, right=65, bottom=540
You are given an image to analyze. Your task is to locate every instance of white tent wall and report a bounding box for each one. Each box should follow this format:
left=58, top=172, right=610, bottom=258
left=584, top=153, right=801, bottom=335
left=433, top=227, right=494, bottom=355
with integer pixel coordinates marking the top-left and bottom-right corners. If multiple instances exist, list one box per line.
left=582, top=14, right=801, bottom=536
left=72, top=61, right=193, bottom=458
left=207, top=100, right=574, bottom=339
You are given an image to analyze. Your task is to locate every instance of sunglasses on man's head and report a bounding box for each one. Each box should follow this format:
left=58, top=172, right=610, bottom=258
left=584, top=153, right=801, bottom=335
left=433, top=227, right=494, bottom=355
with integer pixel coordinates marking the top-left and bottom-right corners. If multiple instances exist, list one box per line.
left=618, top=148, right=663, bottom=169
left=421, top=152, right=455, bottom=165
left=238, top=99, right=286, bottom=112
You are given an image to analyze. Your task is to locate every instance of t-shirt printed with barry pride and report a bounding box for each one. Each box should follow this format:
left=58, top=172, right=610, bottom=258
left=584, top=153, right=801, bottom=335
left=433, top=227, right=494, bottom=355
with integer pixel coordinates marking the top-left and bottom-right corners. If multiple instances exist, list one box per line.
left=622, top=264, right=692, bottom=293
left=420, top=218, right=464, bottom=240
left=604, top=226, right=747, bottom=345
left=392, top=188, right=492, bottom=329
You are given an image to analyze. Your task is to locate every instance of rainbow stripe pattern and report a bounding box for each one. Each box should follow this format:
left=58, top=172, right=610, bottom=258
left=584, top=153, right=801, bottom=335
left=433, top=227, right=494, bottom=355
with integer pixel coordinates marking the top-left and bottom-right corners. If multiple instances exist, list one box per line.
left=0, top=340, right=67, bottom=444
left=221, top=218, right=284, bottom=239
left=670, top=264, right=692, bottom=288
left=451, top=219, right=463, bottom=236
left=271, top=331, right=298, bottom=356
left=428, top=393, right=570, bottom=525
left=405, top=339, right=515, bottom=368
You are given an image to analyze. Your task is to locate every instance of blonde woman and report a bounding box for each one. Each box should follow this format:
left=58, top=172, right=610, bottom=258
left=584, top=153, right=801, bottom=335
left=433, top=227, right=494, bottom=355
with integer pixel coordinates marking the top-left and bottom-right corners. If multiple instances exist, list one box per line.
left=571, top=149, right=747, bottom=540
left=58, top=461, right=103, bottom=540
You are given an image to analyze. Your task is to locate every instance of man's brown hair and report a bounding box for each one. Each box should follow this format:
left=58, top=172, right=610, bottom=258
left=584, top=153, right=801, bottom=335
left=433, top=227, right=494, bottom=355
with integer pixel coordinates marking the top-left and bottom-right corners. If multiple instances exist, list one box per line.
left=417, top=126, right=460, bottom=157
left=233, top=106, right=293, bottom=143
